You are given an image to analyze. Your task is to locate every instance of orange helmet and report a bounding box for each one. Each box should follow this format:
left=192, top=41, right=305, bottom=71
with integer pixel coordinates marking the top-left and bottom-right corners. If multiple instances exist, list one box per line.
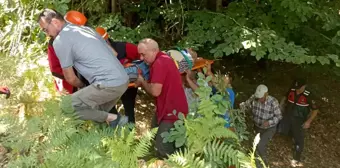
left=64, top=10, right=87, bottom=26
left=95, top=27, right=109, bottom=40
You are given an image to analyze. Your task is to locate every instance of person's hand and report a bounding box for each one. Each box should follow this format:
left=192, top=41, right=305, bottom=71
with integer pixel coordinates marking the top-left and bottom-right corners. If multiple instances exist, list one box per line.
left=135, top=74, right=144, bottom=87
left=0, top=86, right=10, bottom=99
left=262, top=121, right=269, bottom=128
left=303, top=121, right=311, bottom=129
left=0, top=86, right=9, bottom=94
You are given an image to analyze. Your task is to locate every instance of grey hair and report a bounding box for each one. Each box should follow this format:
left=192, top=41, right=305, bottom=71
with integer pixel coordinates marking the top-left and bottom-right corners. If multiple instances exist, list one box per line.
left=37, top=8, right=64, bottom=23
left=138, top=38, right=159, bottom=51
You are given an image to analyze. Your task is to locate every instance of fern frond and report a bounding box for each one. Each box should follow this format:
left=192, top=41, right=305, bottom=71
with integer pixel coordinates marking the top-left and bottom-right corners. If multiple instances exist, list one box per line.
left=134, top=127, right=157, bottom=158
left=203, top=140, right=248, bottom=168
left=166, top=148, right=208, bottom=168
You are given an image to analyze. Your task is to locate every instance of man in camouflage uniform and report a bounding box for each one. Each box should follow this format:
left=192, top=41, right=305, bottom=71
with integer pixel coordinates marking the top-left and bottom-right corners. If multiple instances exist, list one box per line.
left=278, top=78, right=319, bottom=167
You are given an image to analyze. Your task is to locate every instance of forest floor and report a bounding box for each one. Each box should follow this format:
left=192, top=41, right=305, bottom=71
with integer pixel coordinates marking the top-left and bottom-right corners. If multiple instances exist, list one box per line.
left=133, top=57, right=340, bottom=168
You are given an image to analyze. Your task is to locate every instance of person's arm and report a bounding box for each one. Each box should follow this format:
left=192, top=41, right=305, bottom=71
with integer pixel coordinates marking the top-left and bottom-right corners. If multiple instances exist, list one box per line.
left=185, top=70, right=198, bottom=91
left=240, top=95, right=255, bottom=110
left=62, top=67, right=85, bottom=88
left=268, top=99, right=283, bottom=126
left=53, top=36, right=83, bottom=88
left=205, top=61, right=215, bottom=81
left=136, top=60, right=165, bottom=97
left=304, top=96, right=319, bottom=128
left=139, top=76, right=162, bottom=97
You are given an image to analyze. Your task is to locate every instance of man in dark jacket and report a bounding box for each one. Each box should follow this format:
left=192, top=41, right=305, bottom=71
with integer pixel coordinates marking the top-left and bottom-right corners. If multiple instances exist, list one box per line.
left=278, top=78, right=319, bottom=167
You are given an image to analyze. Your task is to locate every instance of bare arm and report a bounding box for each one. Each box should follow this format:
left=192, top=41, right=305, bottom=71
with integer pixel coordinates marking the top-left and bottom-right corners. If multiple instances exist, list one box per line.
left=62, top=67, right=85, bottom=88
left=306, top=109, right=318, bottom=124
left=186, top=76, right=199, bottom=91
left=139, top=76, right=162, bottom=97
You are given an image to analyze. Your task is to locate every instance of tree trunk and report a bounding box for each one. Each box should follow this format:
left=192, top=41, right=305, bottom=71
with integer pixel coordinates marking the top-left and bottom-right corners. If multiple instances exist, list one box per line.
left=111, top=0, right=117, bottom=13
left=216, top=0, right=222, bottom=12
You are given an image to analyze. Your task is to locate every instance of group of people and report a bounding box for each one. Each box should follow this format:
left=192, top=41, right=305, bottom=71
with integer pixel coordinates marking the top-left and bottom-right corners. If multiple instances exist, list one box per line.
left=240, top=79, right=319, bottom=167
left=36, top=8, right=319, bottom=166
left=39, top=8, right=192, bottom=159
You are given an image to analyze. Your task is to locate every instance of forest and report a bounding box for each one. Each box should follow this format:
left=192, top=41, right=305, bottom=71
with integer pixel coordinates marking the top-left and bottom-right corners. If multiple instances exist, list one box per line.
left=0, top=0, right=340, bottom=167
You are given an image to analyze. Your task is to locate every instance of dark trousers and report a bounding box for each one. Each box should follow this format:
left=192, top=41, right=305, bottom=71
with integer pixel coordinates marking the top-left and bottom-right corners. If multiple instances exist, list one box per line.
left=291, top=117, right=305, bottom=161
left=255, top=126, right=276, bottom=168
left=151, top=115, right=176, bottom=159
left=278, top=115, right=305, bottom=161
left=109, top=87, right=138, bottom=123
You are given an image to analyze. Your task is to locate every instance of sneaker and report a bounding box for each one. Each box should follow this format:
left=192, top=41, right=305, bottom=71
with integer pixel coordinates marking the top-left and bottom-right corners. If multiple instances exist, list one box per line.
left=291, top=160, right=304, bottom=167
left=108, top=114, right=128, bottom=128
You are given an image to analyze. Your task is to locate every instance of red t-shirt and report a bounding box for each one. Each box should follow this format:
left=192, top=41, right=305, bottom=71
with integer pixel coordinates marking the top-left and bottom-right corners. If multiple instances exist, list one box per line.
left=119, top=42, right=140, bottom=64
left=47, top=44, right=74, bottom=94
left=150, top=52, right=188, bottom=124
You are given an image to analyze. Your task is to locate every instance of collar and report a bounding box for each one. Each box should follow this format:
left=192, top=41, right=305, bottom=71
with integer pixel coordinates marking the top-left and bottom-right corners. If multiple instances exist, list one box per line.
left=150, top=51, right=165, bottom=66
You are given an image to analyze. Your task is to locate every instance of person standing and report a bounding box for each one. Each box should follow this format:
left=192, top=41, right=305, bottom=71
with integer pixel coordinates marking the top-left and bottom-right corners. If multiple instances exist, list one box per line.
left=278, top=78, right=319, bottom=167
left=135, top=38, right=188, bottom=158
left=240, top=84, right=282, bottom=168
left=38, top=9, right=129, bottom=128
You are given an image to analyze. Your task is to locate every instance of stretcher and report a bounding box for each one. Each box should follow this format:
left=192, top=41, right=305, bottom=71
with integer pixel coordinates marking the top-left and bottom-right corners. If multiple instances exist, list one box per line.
left=127, top=58, right=214, bottom=88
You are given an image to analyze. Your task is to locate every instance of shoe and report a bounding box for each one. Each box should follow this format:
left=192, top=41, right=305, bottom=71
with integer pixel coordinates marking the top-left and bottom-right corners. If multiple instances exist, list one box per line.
left=108, top=114, right=128, bottom=128
left=118, top=115, right=128, bottom=126
left=291, top=160, right=304, bottom=167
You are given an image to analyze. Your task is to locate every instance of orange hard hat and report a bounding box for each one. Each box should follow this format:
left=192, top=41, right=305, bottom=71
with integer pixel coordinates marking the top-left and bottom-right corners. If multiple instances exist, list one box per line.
left=64, top=10, right=87, bottom=26
left=95, top=27, right=109, bottom=40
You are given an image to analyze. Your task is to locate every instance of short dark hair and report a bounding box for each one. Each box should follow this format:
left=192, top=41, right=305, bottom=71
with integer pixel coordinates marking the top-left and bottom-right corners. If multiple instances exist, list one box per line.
left=37, top=8, right=64, bottom=23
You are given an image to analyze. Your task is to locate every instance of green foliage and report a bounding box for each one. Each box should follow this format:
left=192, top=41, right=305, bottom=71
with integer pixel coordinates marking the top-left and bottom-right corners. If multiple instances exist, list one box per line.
left=229, top=109, right=249, bottom=141
left=1, top=96, right=156, bottom=168
left=103, top=126, right=157, bottom=168
left=162, top=71, right=254, bottom=168
left=161, top=110, right=187, bottom=148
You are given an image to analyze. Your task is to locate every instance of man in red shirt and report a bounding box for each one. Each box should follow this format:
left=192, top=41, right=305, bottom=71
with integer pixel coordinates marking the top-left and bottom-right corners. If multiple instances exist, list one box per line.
left=135, top=38, right=188, bottom=158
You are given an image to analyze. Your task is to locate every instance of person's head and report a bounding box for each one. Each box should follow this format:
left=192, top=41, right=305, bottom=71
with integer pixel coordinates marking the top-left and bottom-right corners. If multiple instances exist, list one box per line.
left=254, top=84, right=268, bottom=103
left=64, top=10, right=87, bottom=26
left=95, top=27, right=109, bottom=40
left=38, top=9, right=65, bottom=38
left=294, top=78, right=307, bottom=93
left=186, top=48, right=198, bottom=62
left=138, top=38, right=160, bottom=64
left=224, top=72, right=233, bottom=86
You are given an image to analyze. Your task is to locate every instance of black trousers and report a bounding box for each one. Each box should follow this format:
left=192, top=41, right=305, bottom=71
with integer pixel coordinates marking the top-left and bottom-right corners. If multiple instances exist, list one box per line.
left=151, top=115, right=176, bottom=159
left=109, top=87, right=138, bottom=123
left=278, top=115, right=305, bottom=161
left=255, top=126, right=276, bottom=168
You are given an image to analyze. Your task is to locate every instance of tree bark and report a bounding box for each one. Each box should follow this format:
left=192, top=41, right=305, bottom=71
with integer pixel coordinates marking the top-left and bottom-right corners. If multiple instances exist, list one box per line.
left=216, top=0, right=222, bottom=12
left=111, top=0, right=117, bottom=13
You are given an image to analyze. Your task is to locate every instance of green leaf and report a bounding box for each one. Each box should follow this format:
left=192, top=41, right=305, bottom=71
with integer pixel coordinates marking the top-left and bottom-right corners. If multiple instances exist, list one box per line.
left=198, top=72, right=205, bottom=79
left=205, top=75, right=212, bottom=83
left=178, top=112, right=185, bottom=120
left=161, top=131, right=170, bottom=139
left=175, top=137, right=186, bottom=148
left=223, top=46, right=233, bottom=56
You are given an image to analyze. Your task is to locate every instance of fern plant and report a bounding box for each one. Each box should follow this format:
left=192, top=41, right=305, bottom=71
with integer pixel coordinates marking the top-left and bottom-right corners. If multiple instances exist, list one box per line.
left=102, top=126, right=157, bottom=168
left=0, top=95, right=157, bottom=168
left=161, top=70, right=254, bottom=168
